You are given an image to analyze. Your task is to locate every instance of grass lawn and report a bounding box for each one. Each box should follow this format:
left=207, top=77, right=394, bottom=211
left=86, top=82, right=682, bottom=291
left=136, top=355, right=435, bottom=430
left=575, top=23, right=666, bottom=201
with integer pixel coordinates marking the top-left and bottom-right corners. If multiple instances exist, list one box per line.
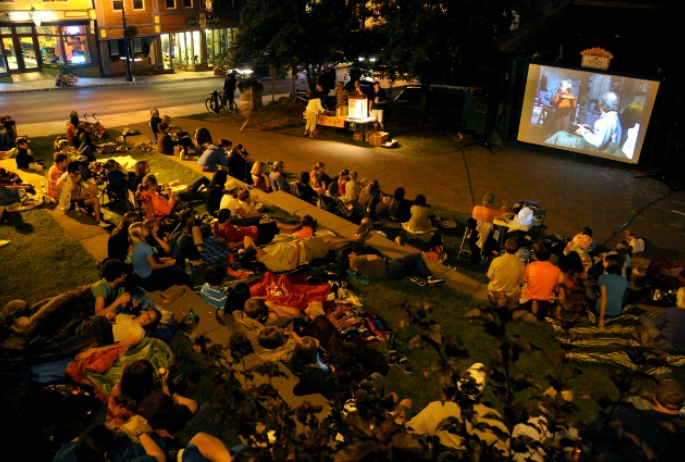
left=2, top=122, right=682, bottom=459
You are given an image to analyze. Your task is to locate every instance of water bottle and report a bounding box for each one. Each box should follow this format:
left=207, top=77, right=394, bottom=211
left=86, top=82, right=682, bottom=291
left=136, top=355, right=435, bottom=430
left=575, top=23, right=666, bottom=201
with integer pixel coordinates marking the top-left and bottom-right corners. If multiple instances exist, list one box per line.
left=184, top=258, right=192, bottom=274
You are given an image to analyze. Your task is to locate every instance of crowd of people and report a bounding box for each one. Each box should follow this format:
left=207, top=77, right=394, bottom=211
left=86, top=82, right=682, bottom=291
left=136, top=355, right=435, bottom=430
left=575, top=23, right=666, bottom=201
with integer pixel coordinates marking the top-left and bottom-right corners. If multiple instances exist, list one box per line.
left=2, top=107, right=684, bottom=462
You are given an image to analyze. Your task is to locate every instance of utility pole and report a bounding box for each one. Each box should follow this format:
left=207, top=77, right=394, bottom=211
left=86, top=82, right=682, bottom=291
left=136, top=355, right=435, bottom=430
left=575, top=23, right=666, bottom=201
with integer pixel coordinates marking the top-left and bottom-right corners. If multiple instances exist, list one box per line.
left=121, top=1, right=134, bottom=82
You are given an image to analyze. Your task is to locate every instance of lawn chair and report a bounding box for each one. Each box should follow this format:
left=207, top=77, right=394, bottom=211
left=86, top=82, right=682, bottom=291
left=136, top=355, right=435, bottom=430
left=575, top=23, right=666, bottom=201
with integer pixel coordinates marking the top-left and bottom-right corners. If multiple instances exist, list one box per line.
left=101, top=170, right=128, bottom=206
left=126, top=188, right=141, bottom=213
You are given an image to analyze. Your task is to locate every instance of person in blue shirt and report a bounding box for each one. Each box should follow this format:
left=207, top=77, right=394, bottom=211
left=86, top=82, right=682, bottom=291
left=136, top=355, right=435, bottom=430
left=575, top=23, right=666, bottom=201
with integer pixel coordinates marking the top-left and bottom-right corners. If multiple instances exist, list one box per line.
left=595, top=254, right=628, bottom=329
left=195, top=128, right=227, bottom=173
left=200, top=265, right=228, bottom=313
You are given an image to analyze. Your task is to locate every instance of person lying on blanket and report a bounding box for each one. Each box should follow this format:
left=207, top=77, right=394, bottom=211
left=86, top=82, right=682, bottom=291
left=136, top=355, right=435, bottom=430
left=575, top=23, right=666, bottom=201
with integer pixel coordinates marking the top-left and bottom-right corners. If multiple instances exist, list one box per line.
left=76, top=309, right=161, bottom=360
left=242, top=233, right=362, bottom=273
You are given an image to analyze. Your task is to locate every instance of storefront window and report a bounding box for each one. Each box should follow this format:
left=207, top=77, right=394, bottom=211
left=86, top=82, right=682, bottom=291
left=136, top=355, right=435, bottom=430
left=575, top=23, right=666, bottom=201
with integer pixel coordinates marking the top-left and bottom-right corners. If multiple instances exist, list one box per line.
left=2, top=37, right=18, bottom=71
left=36, top=25, right=90, bottom=66
left=205, top=28, right=234, bottom=66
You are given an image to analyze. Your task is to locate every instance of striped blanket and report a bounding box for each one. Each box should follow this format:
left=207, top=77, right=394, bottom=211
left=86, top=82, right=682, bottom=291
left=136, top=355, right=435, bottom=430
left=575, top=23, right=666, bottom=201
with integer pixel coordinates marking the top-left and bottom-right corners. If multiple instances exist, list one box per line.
left=551, top=306, right=685, bottom=375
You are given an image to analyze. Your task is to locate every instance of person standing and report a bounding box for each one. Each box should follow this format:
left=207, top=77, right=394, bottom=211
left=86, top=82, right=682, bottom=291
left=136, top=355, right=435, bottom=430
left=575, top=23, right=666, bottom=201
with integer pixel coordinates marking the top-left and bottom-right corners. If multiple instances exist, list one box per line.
left=304, top=91, right=325, bottom=138
left=550, top=80, right=576, bottom=133
left=369, top=82, right=388, bottom=131
left=240, top=87, right=255, bottom=132
left=223, top=70, right=237, bottom=107
left=335, top=82, right=349, bottom=117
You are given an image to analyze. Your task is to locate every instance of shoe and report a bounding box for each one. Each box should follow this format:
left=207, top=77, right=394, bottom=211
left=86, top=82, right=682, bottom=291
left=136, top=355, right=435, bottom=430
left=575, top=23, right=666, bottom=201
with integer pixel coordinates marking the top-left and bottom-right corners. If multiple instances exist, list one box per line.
left=98, top=221, right=110, bottom=228
left=426, top=276, right=445, bottom=285
left=396, top=357, right=412, bottom=374
left=74, top=203, right=81, bottom=213
left=410, top=276, right=427, bottom=287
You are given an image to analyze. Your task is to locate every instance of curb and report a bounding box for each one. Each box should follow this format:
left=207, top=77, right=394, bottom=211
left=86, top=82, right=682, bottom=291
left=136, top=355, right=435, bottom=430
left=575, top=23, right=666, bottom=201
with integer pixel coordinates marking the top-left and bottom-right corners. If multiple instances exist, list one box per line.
left=0, top=74, right=221, bottom=95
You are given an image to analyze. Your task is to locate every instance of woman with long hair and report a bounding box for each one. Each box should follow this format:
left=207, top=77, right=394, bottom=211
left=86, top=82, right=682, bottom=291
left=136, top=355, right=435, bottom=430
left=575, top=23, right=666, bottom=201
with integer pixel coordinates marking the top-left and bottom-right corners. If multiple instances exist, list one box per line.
left=107, top=359, right=198, bottom=433
left=137, top=174, right=177, bottom=220
left=402, top=194, right=436, bottom=234
left=128, top=222, right=191, bottom=291
left=250, top=161, right=271, bottom=192
left=108, top=211, right=143, bottom=261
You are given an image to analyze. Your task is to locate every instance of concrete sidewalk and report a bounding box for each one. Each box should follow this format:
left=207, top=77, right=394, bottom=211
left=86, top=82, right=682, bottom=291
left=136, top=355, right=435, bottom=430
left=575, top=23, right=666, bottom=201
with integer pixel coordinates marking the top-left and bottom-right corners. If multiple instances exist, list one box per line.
left=0, top=70, right=218, bottom=94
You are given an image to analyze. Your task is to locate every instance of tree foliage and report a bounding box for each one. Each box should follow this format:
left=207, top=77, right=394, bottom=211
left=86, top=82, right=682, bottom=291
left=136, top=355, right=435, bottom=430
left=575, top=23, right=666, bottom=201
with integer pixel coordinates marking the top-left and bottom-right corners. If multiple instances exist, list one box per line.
left=231, top=0, right=357, bottom=91
left=371, top=0, right=514, bottom=86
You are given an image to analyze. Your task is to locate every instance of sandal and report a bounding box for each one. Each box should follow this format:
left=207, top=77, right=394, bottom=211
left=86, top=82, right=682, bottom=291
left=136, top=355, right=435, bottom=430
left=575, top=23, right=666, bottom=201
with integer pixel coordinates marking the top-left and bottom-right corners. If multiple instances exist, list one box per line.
left=396, top=357, right=412, bottom=374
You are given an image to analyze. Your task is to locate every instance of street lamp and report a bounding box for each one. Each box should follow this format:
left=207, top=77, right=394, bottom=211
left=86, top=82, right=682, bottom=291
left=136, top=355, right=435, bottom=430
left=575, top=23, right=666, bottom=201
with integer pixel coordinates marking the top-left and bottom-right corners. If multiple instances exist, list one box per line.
left=121, top=1, right=134, bottom=82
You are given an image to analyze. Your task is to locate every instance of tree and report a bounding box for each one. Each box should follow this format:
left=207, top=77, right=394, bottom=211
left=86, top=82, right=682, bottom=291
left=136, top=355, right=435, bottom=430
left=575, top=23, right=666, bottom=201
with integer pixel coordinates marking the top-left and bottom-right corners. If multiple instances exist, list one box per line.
left=371, top=0, right=514, bottom=87
left=231, top=0, right=356, bottom=95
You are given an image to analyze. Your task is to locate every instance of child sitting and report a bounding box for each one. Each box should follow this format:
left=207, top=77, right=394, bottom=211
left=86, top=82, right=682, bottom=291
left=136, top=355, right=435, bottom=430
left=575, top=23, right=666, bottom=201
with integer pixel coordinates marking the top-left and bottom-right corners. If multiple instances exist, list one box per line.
left=200, top=265, right=228, bottom=322
left=13, top=138, right=43, bottom=173
left=103, top=159, right=128, bottom=199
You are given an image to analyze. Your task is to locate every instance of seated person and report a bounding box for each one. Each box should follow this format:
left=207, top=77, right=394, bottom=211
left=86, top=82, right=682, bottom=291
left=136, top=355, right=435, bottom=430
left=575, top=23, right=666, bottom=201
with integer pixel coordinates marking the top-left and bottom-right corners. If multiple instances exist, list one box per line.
left=486, top=238, right=525, bottom=308
left=161, top=115, right=195, bottom=155
left=75, top=309, right=161, bottom=361
left=545, top=91, right=622, bottom=155
left=256, top=325, right=297, bottom=361
left=336, top=169, right=350, bottom=197
left=200, top=265, right=228, bottom=312
left=521, top=241, right=565, bottom=317
left=318, top=185, right=337, bottom=214
left=295, top=171, right=318, bottom=203
left=102, top=159, right=128, bottom=199
left=196, top=128, right=228, bottom=173
left=389, top=187, right=412, bottom=222
left=128, top=159, right=151, bottom=192
left=310, top=162, right=331, bottom=193
left=128, top=222, right=192, bottom=291
left=58, top=160, right=108, bottom=227
left=343, top=248, right=445, bottom=287
left=357, top=180, right=390, bottom=219
left=150, top=109, right=162, bottom=140
left=402, top=194, right=436, bottom=234
left=227, top=144, right=250, bottom=182
left=53, top=424, right=232, bottom=462
left=205, top=170, right=227, bottom=216
left=243, top=233, right=360, bottom=273
left=564, top=227, right=594, bottom=255
left=168, top=210, right=204, bottom=270
left=137, top=174, right=178, bottom=221
left=106, top=359, right=198, bottom=433
left=92, top=259, right=131, bottom=318
left=156, top=122, right=175, bottom=156
left=287, top=336, right=335, bottom=400
left=640, top=287, right=685, bottom=352
left=237, top=189, right=261, bottom=216
left=13, top=137, right=43, bottom=173
left=77, top=131, right=97, bottom=163
left=344, top=171, right=363, bottom=202
left=219, top=184, right=261, bottom=226
left=213, top=209, right=279, bottom=248
left=108, top=211, right=142, bottom=261
left=46, top=153, right=69, bottom=200
left=251, top=161, right=271, bottom=192
left=595, top=254, right=628, bottom=329
left=268, top=160, right=290, bottom=192
left=472, top=193, right=509, bottom=224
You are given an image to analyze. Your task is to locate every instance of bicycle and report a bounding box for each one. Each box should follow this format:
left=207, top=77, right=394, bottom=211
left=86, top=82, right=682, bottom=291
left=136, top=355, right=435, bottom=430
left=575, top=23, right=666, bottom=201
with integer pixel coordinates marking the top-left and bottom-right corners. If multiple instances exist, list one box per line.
left=206, top=90, right=238, bottom=114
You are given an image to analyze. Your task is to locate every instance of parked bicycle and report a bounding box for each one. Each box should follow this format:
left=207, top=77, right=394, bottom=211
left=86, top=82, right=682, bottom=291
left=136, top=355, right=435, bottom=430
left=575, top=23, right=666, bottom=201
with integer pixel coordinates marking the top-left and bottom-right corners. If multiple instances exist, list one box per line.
left=206, top=90, right=238, bottom=114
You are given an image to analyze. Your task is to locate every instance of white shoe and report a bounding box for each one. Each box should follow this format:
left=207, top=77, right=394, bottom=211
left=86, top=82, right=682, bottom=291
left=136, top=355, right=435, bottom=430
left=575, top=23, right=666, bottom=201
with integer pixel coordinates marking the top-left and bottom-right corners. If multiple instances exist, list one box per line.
left=98, top=221, right=110, bottom=228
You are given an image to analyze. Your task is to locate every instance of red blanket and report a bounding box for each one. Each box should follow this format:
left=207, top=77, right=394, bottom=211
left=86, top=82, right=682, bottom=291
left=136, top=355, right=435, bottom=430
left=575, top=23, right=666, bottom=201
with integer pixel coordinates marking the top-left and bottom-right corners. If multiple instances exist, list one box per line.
left=65, top=347, right=122, bottom=401
left=249, top=272, right=331, bottom=310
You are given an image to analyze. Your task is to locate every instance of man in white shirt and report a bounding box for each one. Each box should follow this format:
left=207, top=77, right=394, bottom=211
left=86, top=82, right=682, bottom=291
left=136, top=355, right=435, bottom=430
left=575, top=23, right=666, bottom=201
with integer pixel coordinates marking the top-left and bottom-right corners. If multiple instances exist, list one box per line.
left=486, top=238, right=525, bottom=307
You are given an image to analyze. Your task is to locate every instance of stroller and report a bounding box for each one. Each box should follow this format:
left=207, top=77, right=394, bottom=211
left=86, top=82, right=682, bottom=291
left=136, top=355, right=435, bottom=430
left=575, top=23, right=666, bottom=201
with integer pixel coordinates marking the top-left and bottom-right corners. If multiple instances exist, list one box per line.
left=83, top=113, right=108, bottom=141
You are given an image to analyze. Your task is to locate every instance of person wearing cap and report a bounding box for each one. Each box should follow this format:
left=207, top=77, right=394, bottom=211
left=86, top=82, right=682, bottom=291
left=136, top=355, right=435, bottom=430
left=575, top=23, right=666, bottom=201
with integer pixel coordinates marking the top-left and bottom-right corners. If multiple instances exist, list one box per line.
left=595, top=378, right=685, bottom=461
left=487, top=238, right=525, bottom=307
left=472, top=193, right=510, bottom=225
left=407, top=363, right=510, bottom=454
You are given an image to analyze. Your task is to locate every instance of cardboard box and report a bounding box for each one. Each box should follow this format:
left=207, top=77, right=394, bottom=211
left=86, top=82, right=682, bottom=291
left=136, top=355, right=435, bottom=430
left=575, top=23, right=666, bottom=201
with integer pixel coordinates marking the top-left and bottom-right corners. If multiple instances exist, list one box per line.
left=368, top=131, right=390, bottom=147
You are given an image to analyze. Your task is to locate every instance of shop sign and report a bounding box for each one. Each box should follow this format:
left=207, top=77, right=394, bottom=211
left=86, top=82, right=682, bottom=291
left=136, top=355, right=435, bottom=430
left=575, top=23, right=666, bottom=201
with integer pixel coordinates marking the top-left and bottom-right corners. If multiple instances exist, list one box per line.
left=186, top=16, right=220, bottom=26
left=580, top=47, right=613, bottom=70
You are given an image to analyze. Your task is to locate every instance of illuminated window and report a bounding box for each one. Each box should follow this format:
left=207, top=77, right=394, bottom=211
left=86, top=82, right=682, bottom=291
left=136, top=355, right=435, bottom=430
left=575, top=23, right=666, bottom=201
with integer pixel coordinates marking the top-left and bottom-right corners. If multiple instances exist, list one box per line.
left=113, top=0, right=123, bottom=11
left=166, top=0, right=176, bottom=8
left=133, top=0, right=144, bottom=9
left=36, top=25, right=91, bottom=66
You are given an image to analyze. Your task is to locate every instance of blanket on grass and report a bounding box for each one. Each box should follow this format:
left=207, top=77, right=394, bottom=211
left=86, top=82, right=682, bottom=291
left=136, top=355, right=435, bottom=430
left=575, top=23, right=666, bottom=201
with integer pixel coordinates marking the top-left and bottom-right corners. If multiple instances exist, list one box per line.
left=250, top=271, right=331, bottom=310
left=195, top=235, right=228, bottom=270
left=65, top=337, right=173, bottom=402
left=551, top=305, right=685, bottom=375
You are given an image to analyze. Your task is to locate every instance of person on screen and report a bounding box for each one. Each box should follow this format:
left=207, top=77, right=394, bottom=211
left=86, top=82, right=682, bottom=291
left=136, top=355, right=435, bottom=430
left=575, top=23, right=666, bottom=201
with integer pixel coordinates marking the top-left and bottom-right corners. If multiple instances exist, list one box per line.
left=545, top=91, right=622, bottom=155
left=550, top=80, right=576, bottom=133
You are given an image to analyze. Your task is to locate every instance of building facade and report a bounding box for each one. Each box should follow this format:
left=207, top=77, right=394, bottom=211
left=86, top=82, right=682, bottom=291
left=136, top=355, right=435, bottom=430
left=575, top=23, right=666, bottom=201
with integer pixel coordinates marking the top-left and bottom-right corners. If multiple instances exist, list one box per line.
left=0, top=0, right=99, bottom=81
left=0, top=0, right=240, bottom=81
left=94, top=0, right=240, bottom=76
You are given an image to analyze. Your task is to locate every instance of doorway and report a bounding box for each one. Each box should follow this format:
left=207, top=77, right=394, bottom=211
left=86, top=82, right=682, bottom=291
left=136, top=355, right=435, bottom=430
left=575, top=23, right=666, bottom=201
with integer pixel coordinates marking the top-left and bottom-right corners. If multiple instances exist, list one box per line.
left=0, top=26, right=40, bottom=73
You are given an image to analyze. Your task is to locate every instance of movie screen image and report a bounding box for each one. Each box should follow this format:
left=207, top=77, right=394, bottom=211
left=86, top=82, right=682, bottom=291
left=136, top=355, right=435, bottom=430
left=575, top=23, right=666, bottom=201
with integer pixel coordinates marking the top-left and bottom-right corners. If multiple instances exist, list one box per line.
left=517, top=64, right=660, bottom=164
